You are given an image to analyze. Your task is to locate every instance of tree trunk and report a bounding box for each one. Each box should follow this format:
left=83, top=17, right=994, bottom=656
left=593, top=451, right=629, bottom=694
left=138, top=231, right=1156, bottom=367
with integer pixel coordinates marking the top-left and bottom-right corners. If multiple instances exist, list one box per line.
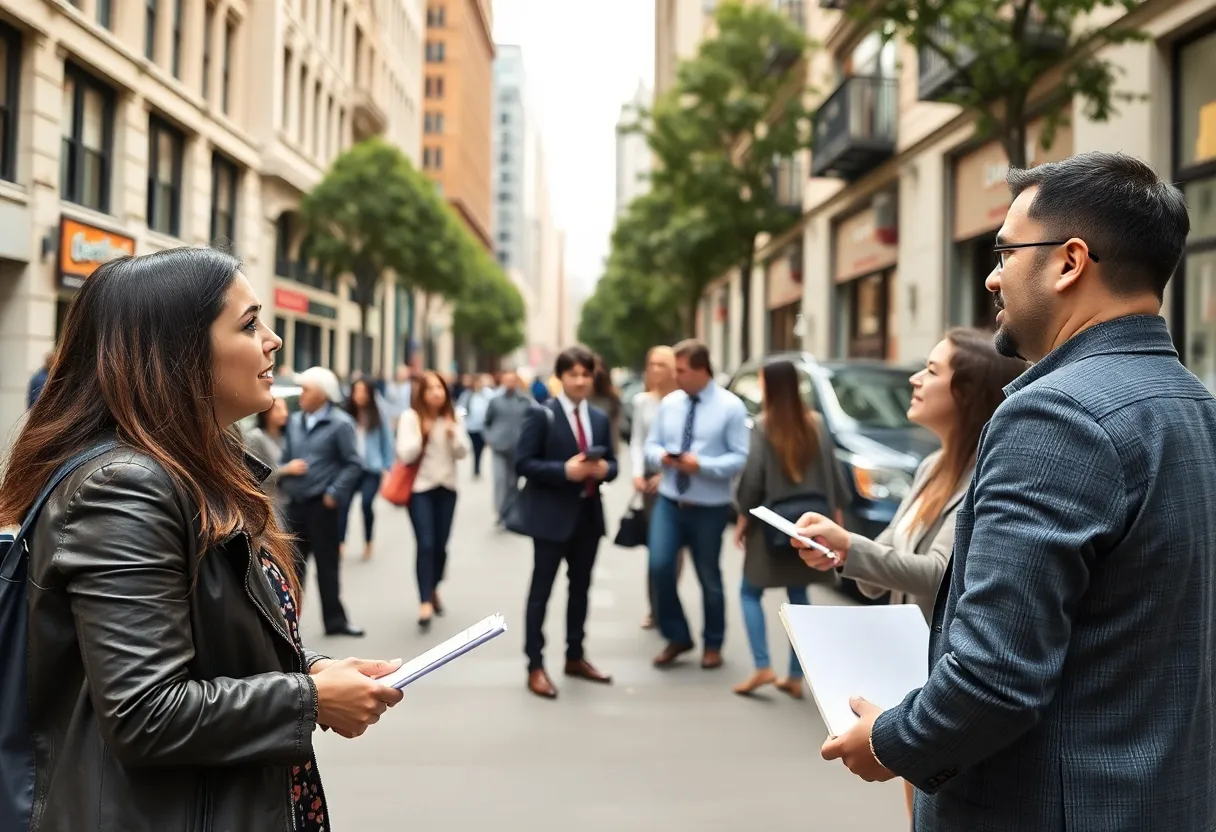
left=358, top=300, right=370, bottom=374
left=738, top=246, right=755, bottom=364
left=1002, top=103, right=1030, bottom=170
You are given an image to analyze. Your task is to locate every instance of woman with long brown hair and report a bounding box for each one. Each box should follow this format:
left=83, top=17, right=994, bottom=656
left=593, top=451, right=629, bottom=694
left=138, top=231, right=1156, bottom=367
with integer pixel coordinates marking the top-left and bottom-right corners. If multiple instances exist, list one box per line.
left=396, top=369, right=469, bottom=630
left=731, top=359, right=849, bottom=698
left=794, top=327, right=1026, bottom=819
left=341, top=377, right=394, bottom=561
left=0, top=247, right=402, bottom=831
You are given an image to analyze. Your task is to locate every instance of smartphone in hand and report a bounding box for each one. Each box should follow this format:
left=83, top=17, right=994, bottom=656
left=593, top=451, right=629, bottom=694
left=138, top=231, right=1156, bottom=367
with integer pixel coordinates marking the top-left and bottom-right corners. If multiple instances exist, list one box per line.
left=583, top=445, right=607, bottom=462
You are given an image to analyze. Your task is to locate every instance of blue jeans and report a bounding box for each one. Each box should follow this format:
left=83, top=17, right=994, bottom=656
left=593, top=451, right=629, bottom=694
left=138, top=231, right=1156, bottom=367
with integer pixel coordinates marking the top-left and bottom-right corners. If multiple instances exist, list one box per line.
left=647, top=495, right=729, bottom=649
left=408, top=486, right=457, bottom=603
left=338, top=471, right=382, bottom=544
left=740, top=577, right=807, bottom=677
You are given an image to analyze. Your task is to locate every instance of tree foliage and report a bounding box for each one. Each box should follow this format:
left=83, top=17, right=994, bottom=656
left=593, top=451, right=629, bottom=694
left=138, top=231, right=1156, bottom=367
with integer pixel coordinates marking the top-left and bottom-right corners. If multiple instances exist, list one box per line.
left=852, top=0, right=1147, bottom=167
left=579, top=0, right=813, bottom=365
left=300, top=137, right=469, bottom=371
left=451, top=246, right=527, bottom=362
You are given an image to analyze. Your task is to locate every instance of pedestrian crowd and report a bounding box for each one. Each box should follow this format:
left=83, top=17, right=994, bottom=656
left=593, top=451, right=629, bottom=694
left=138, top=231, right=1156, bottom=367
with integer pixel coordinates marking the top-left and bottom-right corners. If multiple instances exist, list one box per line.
left=3, top=150, right=1216, bottom=832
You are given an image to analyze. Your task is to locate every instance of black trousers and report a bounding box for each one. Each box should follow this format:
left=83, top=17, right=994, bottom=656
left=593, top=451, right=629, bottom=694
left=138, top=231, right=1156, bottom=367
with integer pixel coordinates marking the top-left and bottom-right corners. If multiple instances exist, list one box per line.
left=524, top=499, right=600, bottom=671
left=288, top=497, right=350, bottom=633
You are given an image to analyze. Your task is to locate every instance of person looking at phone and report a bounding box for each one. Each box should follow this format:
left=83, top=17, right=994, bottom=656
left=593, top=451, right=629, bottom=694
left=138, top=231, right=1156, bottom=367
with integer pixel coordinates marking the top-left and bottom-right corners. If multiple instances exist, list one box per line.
left=644, top=339, right=749, bottom=670
left=514, top=347, right=619, bottom=698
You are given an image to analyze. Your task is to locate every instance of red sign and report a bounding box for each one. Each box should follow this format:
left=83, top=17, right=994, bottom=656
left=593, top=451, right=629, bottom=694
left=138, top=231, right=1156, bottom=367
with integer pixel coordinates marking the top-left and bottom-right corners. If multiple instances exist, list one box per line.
left=275, top=287, right=309, bottom=314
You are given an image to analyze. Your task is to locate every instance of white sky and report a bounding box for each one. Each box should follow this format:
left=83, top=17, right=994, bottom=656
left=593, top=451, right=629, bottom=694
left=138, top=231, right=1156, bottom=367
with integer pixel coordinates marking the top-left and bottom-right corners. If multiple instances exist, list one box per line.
left=492, top=0, right=654, bottom=297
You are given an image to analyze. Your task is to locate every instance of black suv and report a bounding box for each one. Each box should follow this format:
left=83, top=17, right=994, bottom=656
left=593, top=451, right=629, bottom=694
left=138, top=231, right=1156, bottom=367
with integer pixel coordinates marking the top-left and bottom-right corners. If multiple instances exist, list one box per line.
left=726, top=353, right=939, bottom=601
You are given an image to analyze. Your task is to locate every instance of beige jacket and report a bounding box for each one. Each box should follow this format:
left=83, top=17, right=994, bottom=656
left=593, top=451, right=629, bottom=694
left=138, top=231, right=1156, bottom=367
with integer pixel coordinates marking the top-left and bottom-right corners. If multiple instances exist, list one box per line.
left=395, top=408, right=470, bottom=492
left=839, top=450, right=973, bottom=622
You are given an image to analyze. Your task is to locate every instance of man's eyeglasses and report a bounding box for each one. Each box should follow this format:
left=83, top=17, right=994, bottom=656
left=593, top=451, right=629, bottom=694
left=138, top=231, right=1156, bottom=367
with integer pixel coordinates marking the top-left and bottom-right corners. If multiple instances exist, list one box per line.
left=993, top=241, right=1100, bottom=270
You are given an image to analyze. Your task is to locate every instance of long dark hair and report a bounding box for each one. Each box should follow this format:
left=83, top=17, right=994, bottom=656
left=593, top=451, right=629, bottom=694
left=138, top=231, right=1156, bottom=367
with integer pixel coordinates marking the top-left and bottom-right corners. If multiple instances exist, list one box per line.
left=412, top=370, right=454, bottom=420
left=343, top=378, right=382, bottom=431
left=0, top=247, right=300, bottom=599
left=593, top=359, right=619, bottom=404
left=760, top=359, right=817, bottom=483
left=910, top=327, right=1028, bottom=531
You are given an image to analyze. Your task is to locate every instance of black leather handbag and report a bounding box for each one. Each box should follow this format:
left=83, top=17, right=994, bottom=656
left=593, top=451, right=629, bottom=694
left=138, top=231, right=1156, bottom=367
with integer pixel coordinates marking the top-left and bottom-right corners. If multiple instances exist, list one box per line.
left=614, top=497, right=649, bottom=548
left=762, top=492, right=831, bottom=556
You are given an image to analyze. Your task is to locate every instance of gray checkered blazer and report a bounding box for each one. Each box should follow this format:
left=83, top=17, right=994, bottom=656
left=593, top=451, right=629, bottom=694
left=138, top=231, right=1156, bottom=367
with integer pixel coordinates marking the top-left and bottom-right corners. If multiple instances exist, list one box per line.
left=871, top=315, right=1216, bottom=831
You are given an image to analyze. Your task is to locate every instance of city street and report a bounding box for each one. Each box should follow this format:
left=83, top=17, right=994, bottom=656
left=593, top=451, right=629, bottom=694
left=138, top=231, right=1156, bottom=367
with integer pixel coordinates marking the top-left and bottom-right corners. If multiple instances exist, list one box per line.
left=301, top=455, right=908, bottom=830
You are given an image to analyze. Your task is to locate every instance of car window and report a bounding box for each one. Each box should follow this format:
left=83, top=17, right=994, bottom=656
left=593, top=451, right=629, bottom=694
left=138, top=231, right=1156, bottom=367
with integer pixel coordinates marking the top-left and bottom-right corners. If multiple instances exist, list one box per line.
left=729, top=369, right=818, bottom=416
left=826, top=368, right=913, bottom=429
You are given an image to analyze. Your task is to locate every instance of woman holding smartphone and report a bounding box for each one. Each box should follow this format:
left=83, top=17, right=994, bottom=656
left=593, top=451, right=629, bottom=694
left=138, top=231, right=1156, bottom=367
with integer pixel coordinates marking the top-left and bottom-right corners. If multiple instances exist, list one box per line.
left=793, top=327, right=1025, bottom=819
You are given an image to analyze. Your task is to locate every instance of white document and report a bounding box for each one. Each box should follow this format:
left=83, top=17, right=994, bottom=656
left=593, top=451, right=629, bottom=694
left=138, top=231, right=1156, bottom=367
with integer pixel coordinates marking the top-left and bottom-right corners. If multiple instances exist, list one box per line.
left=377, top=613, right=508, bottom=690
left=749, top=505, right=837, bottom=559
left=779, top=603, right=929, bottom=737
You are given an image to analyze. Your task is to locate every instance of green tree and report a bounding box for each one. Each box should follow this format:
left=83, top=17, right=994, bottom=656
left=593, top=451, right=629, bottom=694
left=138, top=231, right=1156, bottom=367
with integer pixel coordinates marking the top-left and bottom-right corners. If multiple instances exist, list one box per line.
left=636, top=0, right=814, bottom=358
left=451, top=247, right=526, bottom=367
left=301, top=137, right=465, bottom=372
left=854, top=0, right=1146, bottom=168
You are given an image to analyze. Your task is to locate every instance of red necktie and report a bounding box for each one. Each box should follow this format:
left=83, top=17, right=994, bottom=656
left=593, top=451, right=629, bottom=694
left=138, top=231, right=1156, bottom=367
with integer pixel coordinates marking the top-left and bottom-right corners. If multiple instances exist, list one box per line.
left=574, top=408, right=595, bottom=498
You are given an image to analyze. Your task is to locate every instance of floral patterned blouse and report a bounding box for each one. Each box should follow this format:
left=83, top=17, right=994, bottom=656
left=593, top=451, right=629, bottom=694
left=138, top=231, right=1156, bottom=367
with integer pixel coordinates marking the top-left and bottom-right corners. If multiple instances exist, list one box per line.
left=260, top=554, right=329, bottom=832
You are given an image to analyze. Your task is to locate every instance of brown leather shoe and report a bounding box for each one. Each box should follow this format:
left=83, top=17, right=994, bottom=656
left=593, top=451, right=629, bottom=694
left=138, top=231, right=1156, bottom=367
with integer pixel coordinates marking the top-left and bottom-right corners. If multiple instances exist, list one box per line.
left=701, top=650, right=723, bottom=669
left=527, top=669, right=557, bottom=699
left=653, top=641, right=695, bottom=667
left=564, top=658, right=612, bottom=684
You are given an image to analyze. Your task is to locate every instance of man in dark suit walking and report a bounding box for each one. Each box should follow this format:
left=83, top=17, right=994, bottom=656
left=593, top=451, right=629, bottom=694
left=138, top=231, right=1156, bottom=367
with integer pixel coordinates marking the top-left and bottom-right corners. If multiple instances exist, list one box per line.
left=515, top=346, right=618, bottom=698
left=803, top=152, right=1216, bottom=831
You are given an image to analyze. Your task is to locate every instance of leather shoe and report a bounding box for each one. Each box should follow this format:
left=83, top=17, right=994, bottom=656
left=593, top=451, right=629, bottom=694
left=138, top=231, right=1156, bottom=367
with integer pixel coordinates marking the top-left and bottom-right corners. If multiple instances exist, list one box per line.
left=325, top=624, right=365, bottom=637
left=653, top=641, right=695, bottom=667
left=701, top=650, right=723, bottom=669
left=564, top=658, right=612, bottom=684
left=527, top=669, right=557, bottom=699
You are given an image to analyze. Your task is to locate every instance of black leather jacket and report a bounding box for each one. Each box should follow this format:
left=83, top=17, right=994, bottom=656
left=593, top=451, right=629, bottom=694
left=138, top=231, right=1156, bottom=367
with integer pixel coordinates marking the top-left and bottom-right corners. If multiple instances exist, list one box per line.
left=24, top=447, right=329, bottom=831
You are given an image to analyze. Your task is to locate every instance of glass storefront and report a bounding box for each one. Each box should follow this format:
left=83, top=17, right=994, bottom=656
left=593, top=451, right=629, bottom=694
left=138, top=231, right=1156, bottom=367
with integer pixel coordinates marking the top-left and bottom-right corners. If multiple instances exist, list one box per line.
left=837, top=270, right=890, bottom=359
left=1176, top=27, right=1216, bottom=391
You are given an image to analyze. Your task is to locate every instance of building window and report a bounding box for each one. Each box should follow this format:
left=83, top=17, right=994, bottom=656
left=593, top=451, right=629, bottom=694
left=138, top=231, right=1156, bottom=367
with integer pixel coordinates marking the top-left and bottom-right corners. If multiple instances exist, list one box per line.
left=425, top=41, right=445, bottom=62
left=424, top=112, right=444, bottom=134
left=337, top=3, right=347, bottom=67
left=354, top=27, right=363, bottom=81
left=424, top=76, right=445, bottom=98
left=61, top=64, right=115, bottom=212
left=426, top=6, right=446, bottom=27
left=210, top=152, right=238, bottom=245
left=145, top=0, right=158, bottom=61
left=171, top=0, right=183, bottom=77
left=221, top=16, right=234, bottom=114
left=500, top=112, right=509, bottom=124
left=423, top=147, right=444, bottom=170
left=147, top=116, right=184, bottom=236
left=0, top=22, right=20, bottom=183
left=297, top=65, right=307, bottom=142
left=97, top=0, right=112, bottom=28
left=313, top=80, right=322, bottom=154
left=281, top=49, right=292, bottom=129
left=202, top=2, right=215, bottom=99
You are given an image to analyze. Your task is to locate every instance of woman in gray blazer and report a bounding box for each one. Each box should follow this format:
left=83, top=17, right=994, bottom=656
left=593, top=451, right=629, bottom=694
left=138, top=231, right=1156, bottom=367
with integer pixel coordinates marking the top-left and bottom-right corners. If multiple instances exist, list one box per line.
left=732, top=359, right=849, bottom=698
left=794, top=327, right=1026, bottom=818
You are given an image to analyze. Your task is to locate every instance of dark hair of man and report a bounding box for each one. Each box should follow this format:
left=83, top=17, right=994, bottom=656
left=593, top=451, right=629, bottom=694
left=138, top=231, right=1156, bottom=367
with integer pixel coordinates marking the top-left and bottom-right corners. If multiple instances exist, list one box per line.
left=673, top=339, right=713, bottom=376
left=555, top=346, right=596, bottom=377
left=1005, top=151, right=1189, bottom=301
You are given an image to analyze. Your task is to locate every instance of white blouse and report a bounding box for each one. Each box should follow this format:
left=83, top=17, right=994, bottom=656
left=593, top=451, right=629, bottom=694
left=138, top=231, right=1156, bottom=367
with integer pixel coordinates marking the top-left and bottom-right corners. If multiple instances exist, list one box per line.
left=395, top=409, right=471, bottom=493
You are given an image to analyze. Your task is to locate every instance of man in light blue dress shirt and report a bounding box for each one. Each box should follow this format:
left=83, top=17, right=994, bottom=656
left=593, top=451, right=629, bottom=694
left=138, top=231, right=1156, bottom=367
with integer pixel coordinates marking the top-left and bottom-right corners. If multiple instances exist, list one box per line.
left=644, top=339, right=750, bottom=669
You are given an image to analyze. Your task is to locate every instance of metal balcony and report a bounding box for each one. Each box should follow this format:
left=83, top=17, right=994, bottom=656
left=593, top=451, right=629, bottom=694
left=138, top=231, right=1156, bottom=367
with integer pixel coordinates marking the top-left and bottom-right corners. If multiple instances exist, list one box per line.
left=772, top=157, right=803, bottom=212
left=918, top=18, right=1066, bottom=102
left=350, top=89, right=388, bottom=138
left=810, top=75, right=897, bottom=181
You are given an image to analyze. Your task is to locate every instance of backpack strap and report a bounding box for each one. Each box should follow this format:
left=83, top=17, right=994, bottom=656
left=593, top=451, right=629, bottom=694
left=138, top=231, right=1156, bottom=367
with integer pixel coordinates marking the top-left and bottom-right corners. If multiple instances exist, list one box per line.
left=0, top=438, right=121, bottom=578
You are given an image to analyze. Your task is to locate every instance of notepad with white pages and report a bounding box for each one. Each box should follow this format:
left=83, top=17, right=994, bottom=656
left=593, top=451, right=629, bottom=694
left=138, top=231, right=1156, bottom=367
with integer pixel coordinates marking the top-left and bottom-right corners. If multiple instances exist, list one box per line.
left=779, top=603, right=928, bottom=737
left=377, top=613, right=507, bottom=690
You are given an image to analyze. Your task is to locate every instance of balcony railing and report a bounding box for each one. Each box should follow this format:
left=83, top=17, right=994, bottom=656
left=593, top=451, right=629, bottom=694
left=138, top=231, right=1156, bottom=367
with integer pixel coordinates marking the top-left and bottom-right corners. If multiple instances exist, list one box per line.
left=810, top=75, right=897, bottom=181
left=918, top=18, right=1066, bottom=102
left=772, top=157, right=803, bottom=211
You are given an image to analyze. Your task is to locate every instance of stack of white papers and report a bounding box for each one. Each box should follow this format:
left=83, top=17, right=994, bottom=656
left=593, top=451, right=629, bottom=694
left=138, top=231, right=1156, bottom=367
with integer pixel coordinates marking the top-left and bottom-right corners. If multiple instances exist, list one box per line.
left=780, top=603, right=929, bottom=737
left=377, top=613, right=507, bottom=690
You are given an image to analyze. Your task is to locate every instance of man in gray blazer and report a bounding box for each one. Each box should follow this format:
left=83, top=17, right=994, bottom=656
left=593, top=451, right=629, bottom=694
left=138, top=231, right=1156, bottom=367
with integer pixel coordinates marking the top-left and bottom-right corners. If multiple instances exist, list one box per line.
left=814, top=152, right=1216, bottom=831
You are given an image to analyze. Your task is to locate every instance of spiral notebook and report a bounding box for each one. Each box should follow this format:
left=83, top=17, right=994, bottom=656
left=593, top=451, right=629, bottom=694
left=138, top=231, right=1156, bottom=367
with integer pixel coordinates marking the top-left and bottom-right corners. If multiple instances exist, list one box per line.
left=377, top=613, right=508, bottom=690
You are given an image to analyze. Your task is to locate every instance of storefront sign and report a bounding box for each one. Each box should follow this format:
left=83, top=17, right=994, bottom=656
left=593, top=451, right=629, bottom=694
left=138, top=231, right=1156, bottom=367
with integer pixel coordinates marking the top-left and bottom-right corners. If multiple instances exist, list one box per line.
left=767, top=244, right=804, bottom=310
left=308, top=300, right=337, bottom=319
left=58, top=217, right=135, bottom=289
left=274, top=286, right=309, bottom=314
left=953, top=114, right=1074, bottom=242
left=834, top=205, right=899, bottom=284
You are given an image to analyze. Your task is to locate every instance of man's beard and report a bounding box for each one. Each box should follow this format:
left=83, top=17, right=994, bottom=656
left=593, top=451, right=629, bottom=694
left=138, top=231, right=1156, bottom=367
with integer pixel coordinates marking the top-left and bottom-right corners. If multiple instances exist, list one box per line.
left=993, top=325, right=1022, bottom=359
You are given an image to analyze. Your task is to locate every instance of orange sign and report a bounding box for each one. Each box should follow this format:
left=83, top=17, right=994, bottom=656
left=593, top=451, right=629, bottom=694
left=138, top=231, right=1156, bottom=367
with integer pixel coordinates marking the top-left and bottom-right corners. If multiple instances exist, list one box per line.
left=59, top=217, right=136, bottom=288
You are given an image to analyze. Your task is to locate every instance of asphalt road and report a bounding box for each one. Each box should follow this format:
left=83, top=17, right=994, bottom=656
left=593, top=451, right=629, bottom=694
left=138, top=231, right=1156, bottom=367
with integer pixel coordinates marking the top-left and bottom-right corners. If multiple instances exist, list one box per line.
left=300, top=452, right=909, bottom=831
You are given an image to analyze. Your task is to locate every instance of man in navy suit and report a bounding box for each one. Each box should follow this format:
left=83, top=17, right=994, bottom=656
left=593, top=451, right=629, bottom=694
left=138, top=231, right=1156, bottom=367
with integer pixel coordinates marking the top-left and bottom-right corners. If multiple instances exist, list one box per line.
left=802, top=152, right=1216, bottom=830
left=515, top=346, right=619, bottom=698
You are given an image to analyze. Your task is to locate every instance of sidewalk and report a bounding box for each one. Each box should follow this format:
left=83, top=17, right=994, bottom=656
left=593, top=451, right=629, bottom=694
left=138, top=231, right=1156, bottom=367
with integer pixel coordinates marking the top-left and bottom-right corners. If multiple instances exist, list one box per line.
left=300, top=457, right=908, bottom=831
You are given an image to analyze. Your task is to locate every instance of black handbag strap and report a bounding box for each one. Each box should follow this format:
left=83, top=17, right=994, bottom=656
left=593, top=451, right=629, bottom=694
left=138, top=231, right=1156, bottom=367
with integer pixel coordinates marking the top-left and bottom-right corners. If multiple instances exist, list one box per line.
left=0, top=438, right=120, bottom=577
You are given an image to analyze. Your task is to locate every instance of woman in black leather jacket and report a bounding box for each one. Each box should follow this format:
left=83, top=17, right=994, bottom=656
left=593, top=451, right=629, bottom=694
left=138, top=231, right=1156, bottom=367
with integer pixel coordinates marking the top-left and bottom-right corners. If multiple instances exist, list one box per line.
left=0, top=247, right=404, bottom=831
